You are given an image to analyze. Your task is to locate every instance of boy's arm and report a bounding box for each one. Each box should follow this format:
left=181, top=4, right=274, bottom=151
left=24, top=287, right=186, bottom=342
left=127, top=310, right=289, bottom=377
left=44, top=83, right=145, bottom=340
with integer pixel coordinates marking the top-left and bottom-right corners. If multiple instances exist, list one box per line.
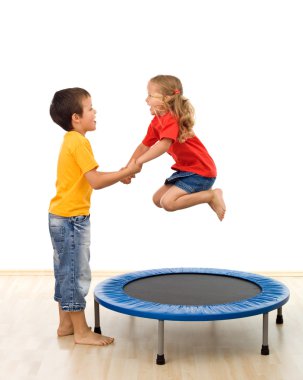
left=136, top=138, right=172, bottom=165
left=85, top=160, right=141, bottom=190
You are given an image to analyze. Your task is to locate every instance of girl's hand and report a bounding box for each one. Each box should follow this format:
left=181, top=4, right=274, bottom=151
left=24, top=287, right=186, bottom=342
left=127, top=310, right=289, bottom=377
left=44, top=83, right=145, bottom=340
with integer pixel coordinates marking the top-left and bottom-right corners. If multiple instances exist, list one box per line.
left=128, top=159, right=142, bottom=175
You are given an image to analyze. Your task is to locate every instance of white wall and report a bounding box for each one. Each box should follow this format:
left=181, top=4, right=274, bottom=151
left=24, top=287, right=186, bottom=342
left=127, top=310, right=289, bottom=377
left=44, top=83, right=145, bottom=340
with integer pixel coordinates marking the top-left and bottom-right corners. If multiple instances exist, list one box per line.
left=0, top=0, right=302, bottom=272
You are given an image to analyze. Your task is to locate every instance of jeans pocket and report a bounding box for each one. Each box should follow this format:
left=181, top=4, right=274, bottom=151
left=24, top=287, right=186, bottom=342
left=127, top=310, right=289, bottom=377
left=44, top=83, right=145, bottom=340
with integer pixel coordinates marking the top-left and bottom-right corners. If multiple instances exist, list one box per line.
left=50, top=226, right=65, bottom=242
left=72, top=215, right=90, bottom=223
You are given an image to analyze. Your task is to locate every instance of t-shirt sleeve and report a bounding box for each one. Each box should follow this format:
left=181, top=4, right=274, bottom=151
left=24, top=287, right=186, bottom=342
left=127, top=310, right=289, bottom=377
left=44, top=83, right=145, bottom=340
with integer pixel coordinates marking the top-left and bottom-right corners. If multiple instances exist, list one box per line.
left=158, top=115, right=179, bottom=142
left=74, top=140, right=99, bottom=174
left=142, top=123, right=158, bottom=147
left=142, top=115, right=179, bottom=146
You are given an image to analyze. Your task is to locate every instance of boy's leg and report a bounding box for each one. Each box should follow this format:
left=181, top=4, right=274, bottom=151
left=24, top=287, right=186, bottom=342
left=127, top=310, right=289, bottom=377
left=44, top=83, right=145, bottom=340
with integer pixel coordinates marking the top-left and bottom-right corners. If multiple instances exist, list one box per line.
left=57, top=304, right=113, bottom=345
left=49, top=214, right=114, bottom=346
left=57, top=303, right=74, bottom=336
left=160, top=185, right=226, bottom=220
left=70, top=310, right=114, bottom=346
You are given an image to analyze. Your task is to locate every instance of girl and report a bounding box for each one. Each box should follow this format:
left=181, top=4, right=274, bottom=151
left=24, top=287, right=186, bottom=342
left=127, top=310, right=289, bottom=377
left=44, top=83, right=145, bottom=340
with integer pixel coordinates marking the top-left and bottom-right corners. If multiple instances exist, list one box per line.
left=124, top=75, right=226, bottom=221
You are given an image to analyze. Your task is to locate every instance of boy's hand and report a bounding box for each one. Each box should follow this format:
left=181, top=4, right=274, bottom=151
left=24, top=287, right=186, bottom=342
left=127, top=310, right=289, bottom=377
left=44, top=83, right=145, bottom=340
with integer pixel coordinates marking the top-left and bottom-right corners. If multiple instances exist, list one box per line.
left=119, top=167, right=133, bottom=184
left=121, top=176, right=132, bottom=184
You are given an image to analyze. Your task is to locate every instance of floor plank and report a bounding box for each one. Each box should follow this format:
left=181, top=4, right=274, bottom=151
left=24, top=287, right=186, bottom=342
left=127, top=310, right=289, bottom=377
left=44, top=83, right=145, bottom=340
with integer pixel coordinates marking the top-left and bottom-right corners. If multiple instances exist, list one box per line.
left=0, top=275, right=302, bottom=380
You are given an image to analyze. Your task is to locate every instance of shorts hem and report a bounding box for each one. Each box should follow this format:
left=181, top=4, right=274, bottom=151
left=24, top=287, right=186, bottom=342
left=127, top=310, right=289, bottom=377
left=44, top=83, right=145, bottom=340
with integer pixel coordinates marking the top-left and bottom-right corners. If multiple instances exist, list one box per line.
left=172, top=182, right=193, bottom=193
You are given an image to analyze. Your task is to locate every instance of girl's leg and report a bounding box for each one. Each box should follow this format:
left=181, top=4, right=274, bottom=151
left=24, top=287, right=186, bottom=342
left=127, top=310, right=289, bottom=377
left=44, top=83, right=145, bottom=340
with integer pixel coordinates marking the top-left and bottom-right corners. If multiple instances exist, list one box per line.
left=160, top=186, right=226, bottom=220
left=153, top=184, right=173, bottom=207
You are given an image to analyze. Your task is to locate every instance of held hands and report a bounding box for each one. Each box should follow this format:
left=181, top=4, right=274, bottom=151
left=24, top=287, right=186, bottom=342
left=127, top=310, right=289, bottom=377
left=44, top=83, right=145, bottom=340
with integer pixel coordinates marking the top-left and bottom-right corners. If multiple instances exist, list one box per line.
left=120, top=175, right=132, bottom=184
left=120, top=159, right=142, bottom=184
left=128, top=159, right=142, bottom=176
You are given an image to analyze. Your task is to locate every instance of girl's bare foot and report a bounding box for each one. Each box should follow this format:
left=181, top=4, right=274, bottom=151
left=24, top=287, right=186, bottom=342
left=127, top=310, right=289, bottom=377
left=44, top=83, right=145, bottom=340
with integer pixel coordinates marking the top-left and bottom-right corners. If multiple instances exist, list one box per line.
left=74, top=329, right=114, bottom=346
left=209, top=189, right=226, bottom=221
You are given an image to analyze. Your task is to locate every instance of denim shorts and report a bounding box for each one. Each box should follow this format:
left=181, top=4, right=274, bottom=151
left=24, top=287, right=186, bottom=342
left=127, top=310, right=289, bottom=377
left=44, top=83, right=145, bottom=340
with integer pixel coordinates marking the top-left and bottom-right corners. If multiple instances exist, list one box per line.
left=48, top=213, right=91, bottom=311
left=165, top=171, right=216, bottom=193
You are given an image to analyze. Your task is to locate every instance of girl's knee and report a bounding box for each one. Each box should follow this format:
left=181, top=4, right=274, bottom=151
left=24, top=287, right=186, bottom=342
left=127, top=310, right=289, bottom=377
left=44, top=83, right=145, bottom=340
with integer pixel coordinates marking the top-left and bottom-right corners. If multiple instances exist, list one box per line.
left=152, top=194, right=162, bottom=208
left=160, top=198, right=176, bottom=212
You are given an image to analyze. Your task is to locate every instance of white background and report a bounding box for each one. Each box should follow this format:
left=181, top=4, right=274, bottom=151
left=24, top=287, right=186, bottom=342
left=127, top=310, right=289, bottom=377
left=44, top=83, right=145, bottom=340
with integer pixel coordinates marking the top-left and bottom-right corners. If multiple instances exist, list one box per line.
left=0, top=0, right=302, bottom=272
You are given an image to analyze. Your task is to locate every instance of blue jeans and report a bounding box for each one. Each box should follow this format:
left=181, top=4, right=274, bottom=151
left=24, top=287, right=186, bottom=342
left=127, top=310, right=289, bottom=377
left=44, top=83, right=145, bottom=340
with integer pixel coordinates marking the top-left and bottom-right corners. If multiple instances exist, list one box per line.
left=48, top=213, right=91, bottom=311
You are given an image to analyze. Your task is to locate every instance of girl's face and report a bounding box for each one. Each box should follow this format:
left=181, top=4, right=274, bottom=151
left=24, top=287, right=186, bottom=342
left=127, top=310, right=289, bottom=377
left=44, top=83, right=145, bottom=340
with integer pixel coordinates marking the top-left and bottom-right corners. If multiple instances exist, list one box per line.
left=146, top=81, right=166, bottom=115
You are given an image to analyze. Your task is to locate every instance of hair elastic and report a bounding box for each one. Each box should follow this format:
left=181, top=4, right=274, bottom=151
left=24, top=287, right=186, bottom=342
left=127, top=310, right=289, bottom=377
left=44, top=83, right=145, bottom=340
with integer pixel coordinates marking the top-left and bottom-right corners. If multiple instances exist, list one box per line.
left=174, top=89, right=181, bottom=95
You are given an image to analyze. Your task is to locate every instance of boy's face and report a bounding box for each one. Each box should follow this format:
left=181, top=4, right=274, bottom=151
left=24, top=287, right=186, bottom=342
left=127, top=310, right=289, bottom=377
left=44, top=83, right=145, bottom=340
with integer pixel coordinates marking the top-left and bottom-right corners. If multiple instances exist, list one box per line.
left=146, top=81, right=165, bottom=115
left=73, top=96, right=96, bottom=135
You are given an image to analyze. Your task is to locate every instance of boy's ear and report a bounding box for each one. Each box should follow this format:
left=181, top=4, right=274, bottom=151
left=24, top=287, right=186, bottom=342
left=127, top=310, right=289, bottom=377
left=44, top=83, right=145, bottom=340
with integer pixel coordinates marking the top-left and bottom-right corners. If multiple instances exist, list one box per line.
left=72, top=113, right=80, bottom=123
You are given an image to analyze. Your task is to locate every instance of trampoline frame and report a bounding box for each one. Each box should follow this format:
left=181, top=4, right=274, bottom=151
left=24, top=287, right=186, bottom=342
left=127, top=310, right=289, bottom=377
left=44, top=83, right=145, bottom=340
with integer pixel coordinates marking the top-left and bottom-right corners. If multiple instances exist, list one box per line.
left=94, top=268, right=290, bottom=364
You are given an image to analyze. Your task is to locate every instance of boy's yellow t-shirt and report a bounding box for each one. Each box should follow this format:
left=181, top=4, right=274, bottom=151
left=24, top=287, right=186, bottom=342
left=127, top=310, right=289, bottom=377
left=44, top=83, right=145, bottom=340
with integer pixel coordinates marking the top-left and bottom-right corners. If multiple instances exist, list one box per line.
left=49, top=131, right=98, bottom=217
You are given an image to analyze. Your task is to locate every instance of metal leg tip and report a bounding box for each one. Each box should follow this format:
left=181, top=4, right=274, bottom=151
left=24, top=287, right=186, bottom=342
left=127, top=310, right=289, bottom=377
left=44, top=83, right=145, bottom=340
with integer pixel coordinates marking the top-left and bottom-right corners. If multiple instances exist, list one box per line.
left=156, top=354, right=165, bottom=365
left=276, top=315, right=284, bottom=324
left=94, top=327, right=101, bottom=334
left=261, top=345, right=270, bottom=355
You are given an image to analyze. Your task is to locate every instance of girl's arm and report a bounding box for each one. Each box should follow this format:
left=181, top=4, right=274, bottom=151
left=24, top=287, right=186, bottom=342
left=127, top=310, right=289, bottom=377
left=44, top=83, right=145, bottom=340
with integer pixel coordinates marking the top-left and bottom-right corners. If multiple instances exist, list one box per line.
left=85, top=160, right=141, bottom=190
left=136, top=138, right=172, bottom=165
left=120, top=139, right=171, bottom=184
left=127, top=143, right=150, bottom=163
left=120, top=143, right=150, bottom=184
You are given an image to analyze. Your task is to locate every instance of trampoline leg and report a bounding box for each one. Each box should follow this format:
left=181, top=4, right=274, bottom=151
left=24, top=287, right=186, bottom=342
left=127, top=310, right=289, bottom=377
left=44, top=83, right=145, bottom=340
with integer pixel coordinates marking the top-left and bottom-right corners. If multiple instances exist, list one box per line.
left=261, top=312, right=269, bottom=355
left=156, top=320, right=165, bottom=365
left=276, top=307, right=284, bottom=324
left=94, top=299, right=102, bottom=334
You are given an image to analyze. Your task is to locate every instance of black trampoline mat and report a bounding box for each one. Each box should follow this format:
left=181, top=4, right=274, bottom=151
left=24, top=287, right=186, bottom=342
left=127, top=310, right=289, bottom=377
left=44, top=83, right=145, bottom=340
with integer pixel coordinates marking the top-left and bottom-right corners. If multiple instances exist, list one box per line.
left=123, top=274, right=261, bottom=306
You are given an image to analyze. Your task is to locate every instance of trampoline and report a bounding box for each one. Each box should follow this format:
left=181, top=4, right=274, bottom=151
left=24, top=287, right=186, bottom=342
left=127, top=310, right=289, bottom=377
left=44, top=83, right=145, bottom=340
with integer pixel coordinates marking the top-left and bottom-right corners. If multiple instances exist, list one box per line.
left=94, top=268, right=289, bottom=364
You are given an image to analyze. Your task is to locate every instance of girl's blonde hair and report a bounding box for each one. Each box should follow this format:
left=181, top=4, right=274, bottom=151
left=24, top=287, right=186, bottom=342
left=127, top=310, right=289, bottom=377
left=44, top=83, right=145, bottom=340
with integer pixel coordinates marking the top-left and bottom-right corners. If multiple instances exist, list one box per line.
left=150, top=75, right=195, bottom=143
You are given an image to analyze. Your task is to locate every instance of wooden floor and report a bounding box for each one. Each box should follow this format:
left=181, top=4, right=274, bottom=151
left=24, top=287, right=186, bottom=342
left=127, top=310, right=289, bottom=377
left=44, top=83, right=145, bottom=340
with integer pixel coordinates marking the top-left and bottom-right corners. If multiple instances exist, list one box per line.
left=0, top=274, right=302, bottom=380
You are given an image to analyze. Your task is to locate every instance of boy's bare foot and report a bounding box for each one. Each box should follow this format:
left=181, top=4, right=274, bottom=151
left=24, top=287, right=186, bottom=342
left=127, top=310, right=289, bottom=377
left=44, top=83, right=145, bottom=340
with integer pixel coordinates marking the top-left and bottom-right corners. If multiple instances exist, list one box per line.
left=57, top=325, right=93, bottom=337
left=57, top=325, right=74, bottom=337
left=209, top=189, right=226, bottom=221
left=74, top=329, right=114, bottom=346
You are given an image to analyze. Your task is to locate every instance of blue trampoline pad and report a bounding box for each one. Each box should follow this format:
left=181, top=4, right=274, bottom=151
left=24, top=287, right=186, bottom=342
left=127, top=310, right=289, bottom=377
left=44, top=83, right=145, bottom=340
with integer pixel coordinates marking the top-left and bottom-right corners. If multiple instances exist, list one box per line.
left=94, top=268, right=290, bottom=321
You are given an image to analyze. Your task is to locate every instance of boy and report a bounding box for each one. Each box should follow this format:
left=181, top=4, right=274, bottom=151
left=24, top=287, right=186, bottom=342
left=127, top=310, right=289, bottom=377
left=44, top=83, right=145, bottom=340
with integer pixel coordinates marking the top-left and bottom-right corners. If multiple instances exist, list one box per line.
left=49, top=87, right=141, bottom=346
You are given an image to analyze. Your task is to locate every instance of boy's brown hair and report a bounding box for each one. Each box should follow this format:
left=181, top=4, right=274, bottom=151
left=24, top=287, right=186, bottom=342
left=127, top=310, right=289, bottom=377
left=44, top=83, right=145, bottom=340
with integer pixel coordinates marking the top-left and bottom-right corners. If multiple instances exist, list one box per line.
left=50, top=87, right=90, bottom=131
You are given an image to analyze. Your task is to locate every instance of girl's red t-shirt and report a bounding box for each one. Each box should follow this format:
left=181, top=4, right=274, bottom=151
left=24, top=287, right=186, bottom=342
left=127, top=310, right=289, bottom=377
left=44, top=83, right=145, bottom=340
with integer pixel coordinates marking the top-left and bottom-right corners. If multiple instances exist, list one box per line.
left=142, top=112, right=217, bottom=177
